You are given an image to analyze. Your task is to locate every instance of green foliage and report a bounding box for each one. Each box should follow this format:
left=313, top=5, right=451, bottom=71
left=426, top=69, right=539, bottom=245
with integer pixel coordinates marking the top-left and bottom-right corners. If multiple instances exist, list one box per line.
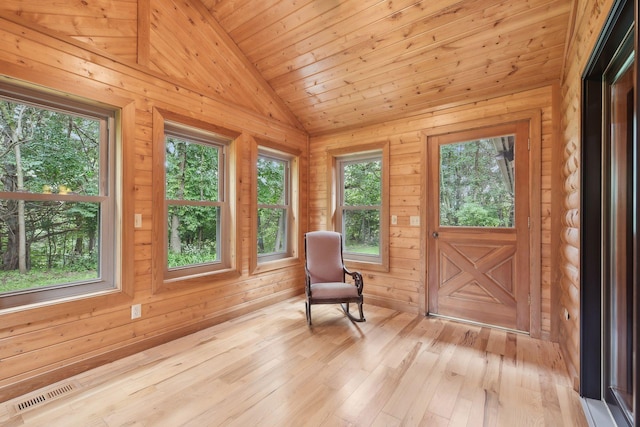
left=343, top=159, right=381, bottom=206
left=165, top=137, right=221, bottom=269
left=0, top=99, right=102, bottom=291
left=257, top=157, right=285, bottom=205
left=439, top=137, right=515, bottom=227
left=165, top=137, right=219, bottom=201
left=0, top=269, right=97, bottom=293
left=9, top=106, right=101, bottom=195
left=456, top=203, right=501, bottom=227
left=343, top=209, right=380, bottom=255
left=341, top=158, right=381, bottom=254
left=257, top=156, right=287, bottom=255
left=62, top=251, right=99, bottom=272
left=167, top=205, right=219, bottom=268
left=167, top=242, right=217, bottom=269
left=257, top=208, right=286, bottom=255
left=344, top=243, right=379, bottom=255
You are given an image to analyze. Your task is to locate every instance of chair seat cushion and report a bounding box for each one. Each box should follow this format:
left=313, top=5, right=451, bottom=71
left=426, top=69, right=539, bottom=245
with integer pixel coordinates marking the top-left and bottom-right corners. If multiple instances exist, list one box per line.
left=310, top=282, right=360, bottom=299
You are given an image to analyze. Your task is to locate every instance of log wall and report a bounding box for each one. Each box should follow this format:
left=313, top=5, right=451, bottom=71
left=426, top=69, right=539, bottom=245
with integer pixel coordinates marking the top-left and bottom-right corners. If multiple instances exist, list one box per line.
left=0, top=2, right=308, bottom=401
left=557, top=0, right=616, bottom=390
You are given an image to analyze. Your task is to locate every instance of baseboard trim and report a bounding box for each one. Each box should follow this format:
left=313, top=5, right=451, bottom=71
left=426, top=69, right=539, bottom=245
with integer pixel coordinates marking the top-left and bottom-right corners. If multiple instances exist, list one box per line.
left=365, top=295, right=420, bottom=315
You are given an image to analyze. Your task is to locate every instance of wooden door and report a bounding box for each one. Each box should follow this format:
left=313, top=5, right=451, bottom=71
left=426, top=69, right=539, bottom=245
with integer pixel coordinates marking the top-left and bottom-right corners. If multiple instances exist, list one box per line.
left=427, top=122, right=530, bottom=332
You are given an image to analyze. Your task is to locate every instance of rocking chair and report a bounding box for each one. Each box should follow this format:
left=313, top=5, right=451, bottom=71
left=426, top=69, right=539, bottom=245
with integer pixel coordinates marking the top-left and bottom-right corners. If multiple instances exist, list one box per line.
left=304, top=231, right=365, bottom=325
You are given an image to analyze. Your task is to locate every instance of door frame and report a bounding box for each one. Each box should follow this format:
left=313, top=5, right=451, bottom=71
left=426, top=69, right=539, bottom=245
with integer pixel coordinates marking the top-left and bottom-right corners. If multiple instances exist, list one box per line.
left=421, top=110, right=542, bottom=338
left=580, top=0, right=638, bottom=424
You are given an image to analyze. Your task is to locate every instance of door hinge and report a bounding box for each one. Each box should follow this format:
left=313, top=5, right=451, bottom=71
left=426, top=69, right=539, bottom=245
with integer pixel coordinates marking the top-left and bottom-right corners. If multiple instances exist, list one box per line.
left=528, top=294, right=531, bottom=305
left=527, top=138, right=530, bottom=151
left=527, top=217, right=530, bottom=228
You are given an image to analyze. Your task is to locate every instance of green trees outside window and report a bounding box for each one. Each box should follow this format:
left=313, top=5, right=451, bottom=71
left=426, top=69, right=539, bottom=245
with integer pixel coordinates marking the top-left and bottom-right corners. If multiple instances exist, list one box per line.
left=339, top=156, right=382, bottom=258
left=439, top=136, right=515, bottom=228
left=0, top=89, right=115, bottom=297
left=165, top=132, right=223, bottom=270
left=257, top=155, right=288, bottom=259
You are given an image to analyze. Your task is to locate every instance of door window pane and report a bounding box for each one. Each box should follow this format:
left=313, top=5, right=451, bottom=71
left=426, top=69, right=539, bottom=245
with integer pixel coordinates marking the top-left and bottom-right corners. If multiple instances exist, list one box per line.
left=439, top=136, right=515, bottom=227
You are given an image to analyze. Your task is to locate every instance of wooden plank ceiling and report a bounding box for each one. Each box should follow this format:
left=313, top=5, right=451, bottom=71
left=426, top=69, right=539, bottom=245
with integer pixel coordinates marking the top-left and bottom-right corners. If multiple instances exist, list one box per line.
left=205, top=0, right=572, bottom=136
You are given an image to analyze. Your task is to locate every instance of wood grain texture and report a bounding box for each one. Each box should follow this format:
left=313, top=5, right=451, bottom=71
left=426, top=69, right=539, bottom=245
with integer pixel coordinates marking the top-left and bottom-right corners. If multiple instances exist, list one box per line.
left=204, top=0, right=572, bottom=135
left=0, top=297, right=588, bottom=426
left=0, top=8, right=308, bottom=402
left=309, top=87, right=553, bottom=338
left=0, top=0, right=138, bottom=61
left=427, top=122, right=531, bottom=332
left=0, top=0, right=621, bottom=398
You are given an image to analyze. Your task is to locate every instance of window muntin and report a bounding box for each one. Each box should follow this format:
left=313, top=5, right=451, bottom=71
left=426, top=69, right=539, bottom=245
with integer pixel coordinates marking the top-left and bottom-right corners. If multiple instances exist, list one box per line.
left=0, top=85, right=117, bottom=309
left=257, top=152, right=290, bottom=262
left=164, top=123, right=229, bottom=278
left=337, top=154, right=382, bottom=262
left=439, top=136, right=515, bottom=228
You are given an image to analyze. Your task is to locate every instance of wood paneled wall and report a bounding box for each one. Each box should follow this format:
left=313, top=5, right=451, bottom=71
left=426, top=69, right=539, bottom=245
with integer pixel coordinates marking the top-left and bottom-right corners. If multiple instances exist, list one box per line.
left=1, top=0, right=139, bottom=62
left=309, top=85, right=556, bottom=339
left=146, top=0, right=303, bottom=129
left=0, top=0, right=620, bottom=400
left=0, top=2, right=308, bottom=401
left=557, top=0, right=615, bottom=390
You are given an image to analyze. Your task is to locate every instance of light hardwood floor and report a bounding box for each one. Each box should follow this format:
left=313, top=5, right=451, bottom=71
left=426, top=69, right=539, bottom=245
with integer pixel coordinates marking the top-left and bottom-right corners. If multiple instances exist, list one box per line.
left=0, top=297, right=588, bottom=426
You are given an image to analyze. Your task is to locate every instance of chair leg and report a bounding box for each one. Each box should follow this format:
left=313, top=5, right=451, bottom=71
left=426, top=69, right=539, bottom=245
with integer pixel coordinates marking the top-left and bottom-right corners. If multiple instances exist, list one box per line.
left=357, top=302, right=365, bottom=322
left=305, top=301, right=312, bottom=325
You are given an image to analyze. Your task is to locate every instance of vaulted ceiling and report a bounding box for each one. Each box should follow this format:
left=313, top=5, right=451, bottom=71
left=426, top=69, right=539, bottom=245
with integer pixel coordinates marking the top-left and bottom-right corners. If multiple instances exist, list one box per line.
left=204, top=0, right=572, bottom=136
left=0, top=0, right=574, bottom=137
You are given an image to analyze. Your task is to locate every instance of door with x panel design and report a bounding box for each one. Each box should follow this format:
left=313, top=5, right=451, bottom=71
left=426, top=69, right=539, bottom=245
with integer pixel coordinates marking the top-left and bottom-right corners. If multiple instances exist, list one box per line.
left=427, top=121, right=530, bottom=332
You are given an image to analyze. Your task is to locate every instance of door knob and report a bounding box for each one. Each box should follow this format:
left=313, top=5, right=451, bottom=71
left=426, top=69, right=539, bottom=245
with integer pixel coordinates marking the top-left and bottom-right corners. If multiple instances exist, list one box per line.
left=432, top=232, right=439, bottom=238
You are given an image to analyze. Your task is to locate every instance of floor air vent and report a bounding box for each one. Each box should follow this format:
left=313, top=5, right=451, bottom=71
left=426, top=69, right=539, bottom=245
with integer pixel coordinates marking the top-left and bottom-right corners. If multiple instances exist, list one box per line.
left=14, top=382, right=76, bottom=413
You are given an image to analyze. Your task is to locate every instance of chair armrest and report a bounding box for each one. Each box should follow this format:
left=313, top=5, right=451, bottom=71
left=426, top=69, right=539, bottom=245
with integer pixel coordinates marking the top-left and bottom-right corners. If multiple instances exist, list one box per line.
left=344, top=267, right=363, bottom=294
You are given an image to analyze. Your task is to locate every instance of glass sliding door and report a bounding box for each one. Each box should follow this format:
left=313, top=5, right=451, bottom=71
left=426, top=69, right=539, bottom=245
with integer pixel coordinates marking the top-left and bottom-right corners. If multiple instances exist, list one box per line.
left=603, top=30, right=635, bottom=426
left=580, top=1, right=638, bottom=425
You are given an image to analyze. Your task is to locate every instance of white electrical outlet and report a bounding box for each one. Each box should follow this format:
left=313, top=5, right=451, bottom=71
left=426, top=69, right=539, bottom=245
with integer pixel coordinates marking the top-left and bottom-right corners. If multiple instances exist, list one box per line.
left=134, top=213, right=142, bottom=228
left=391, top=215, right=397, bottom=225
left=131, top=304, right=142, bottom=319
left=410, top=216, right=420, bottom=226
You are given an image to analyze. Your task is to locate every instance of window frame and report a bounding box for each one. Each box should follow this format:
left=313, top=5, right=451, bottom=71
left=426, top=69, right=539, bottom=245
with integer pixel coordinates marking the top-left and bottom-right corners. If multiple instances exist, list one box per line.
left=250, top=139, right=300, bottom=273
left=152, top=109, right=240, bottom=291
left=328, top=142, right=389, bottom=272
left=163, top=122, right=230, bottom=279
left=256, top=150, right=291, bottom=262
left=0, top=81, right=123, bottom=311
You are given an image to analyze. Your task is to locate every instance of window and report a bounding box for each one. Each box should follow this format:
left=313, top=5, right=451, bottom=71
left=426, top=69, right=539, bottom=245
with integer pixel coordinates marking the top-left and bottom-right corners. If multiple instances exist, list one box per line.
left=257, top=151, right=291, bottom=262
left=163, top=122, right=231, bottom=280
left=0, top=83, right=118, bottom=310
left=331, top=144, right=389, bottom=270
left=251, top=142, right=299, bottom=272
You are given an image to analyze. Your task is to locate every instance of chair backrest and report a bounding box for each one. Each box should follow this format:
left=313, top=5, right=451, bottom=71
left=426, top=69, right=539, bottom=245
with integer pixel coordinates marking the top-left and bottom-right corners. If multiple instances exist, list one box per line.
left=305, top=231, right=345, bottom=284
